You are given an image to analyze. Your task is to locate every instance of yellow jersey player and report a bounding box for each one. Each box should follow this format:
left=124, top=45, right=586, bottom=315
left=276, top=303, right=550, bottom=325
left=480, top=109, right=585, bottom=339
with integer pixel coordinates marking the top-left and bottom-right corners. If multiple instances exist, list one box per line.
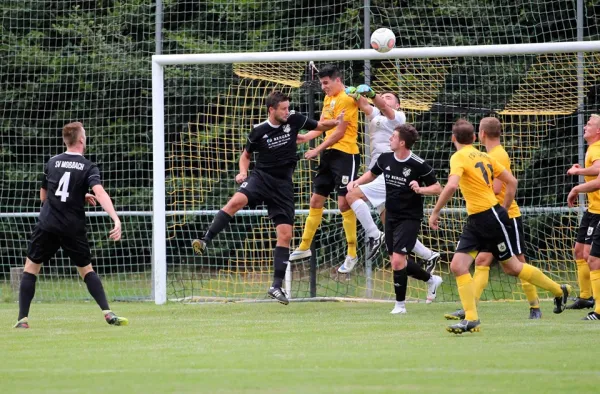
left=565, top=114, right=600, bottom=310
left=290, top=64, right=360, bottom=269
left=429, top=119, right=570, bottom=334
left=444, top=117, right=542, bottom=321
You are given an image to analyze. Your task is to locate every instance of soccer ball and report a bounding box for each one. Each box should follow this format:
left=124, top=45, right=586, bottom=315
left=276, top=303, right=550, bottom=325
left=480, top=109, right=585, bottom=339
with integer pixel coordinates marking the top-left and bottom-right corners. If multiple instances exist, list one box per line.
left=370, top=28, right=396, bottom=53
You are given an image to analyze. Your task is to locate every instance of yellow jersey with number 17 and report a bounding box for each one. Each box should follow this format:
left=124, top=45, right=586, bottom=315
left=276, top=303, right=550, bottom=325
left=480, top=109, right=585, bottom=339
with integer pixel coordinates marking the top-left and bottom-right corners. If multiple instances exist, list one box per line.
left=488, top=145, right=521, bottom=219
left=585, top=140, right=600, bottom=214
left=321, top=90, right=359, bottom=154
left=449, top=145, right=506, bottom=215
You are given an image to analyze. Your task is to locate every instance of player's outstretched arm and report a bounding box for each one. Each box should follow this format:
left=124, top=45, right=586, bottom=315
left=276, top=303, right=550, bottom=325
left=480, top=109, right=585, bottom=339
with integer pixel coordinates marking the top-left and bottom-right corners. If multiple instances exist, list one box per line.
left=496, top=170, right=518, bottom=210
left=297, top=111, right=345, bottom=144
left=347, top=171, right=377, bottom=191
left=429, top=175, right=460, bottom=230
left=357, top=85, right=396, bottom=121
left=567, top=161, right=600, bottom=176
left=92, top=184, right=121, bottom=241
left=410, top=181, right=442, bottom=196
left=568, top=172, right=600, bottom=207
left=236, top=149, right=251, bottom=184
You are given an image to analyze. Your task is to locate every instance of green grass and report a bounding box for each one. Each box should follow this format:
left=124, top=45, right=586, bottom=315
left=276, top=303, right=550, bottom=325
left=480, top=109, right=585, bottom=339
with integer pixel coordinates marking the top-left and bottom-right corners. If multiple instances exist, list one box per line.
left=1, top=301, right=598, bottom=393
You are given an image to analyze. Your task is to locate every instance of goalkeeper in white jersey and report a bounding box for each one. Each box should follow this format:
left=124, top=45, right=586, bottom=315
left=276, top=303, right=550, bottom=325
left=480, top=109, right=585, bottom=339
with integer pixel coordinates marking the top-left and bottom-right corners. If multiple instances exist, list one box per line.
left=339, top=85, right=441, bottom=277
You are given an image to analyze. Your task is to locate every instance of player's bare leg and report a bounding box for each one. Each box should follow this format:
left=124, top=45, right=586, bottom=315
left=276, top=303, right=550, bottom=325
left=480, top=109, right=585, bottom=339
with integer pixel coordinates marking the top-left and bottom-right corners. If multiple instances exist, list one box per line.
left=267, top=223, right=292, bottom=305
left=192, top=192, right=248, bottom=255
left=290, top=193, right=326, bottom=261
left=14, top=258, right=42, bottom=328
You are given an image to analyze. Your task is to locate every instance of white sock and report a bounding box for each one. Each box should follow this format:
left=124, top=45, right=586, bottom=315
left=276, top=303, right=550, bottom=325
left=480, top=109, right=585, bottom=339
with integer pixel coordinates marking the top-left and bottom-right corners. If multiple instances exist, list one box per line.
left=412, top=239, right=433, bottom=260
left=350, top=199, right=380, bottom=239
left=395, top=301, right=406, bottom=308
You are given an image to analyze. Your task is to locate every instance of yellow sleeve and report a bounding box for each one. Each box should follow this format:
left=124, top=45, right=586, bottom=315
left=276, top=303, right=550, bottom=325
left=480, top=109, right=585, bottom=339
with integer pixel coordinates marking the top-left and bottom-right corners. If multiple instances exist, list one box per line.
left=449, top=153, right=464, bottom=177
left=337, top=95, right=358, bottom=123
left=494, top=149, right=510, bottom=172
left=490, top=155, right=506, bottom=178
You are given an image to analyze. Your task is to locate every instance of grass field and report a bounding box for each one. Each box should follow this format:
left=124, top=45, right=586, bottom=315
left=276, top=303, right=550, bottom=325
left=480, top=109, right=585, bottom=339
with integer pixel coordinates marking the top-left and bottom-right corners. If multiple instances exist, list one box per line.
left=1, top=301, right=598, bottom=393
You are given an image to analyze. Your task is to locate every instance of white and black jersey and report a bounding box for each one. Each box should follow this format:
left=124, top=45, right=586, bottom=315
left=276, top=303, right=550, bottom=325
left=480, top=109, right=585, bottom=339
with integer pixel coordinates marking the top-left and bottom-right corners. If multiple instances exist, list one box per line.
left=370, top=151, right=437, bottom=219
left=366, top=107, right=406, bottom=169
left=38, top=152, right=102, bottom=234
left=245, top=112, right=318, bottom=179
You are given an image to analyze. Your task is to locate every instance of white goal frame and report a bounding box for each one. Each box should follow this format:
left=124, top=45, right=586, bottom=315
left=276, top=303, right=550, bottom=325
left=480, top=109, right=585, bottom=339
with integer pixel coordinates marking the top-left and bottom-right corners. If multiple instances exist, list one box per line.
left=151, top=41, right=600, bottom=304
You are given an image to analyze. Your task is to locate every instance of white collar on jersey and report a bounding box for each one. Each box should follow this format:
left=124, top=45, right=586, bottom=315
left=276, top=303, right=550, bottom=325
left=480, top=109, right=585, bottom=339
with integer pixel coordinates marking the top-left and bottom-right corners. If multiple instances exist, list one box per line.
left=393, top=150, right=412, bottom=162
left=266, top=119, right=281, bottom=128
left=64, top=151, right=83, bottom=156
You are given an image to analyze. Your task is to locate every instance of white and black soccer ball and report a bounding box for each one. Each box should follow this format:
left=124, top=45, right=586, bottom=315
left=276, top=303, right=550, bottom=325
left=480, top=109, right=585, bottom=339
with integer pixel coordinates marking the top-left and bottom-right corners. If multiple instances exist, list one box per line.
left=370, top=28, right=396, bottom=53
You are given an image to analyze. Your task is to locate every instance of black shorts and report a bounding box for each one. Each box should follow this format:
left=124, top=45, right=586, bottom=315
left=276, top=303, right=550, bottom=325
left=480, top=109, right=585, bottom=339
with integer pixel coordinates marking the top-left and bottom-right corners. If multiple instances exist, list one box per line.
left=456, top=205, right=515, bottom=261
left=576, top=210, right=600, bottom=244
left=237, top=169, right=295, bottom=226
left=313, top=149, right=360, bottom=198
left=589, top=223, right=600, bottom=257
left=480, top=216, right=526, bottom=256
left=385, top=216, right=420, bottom=255
left=27, top=225, right=91, bottom=267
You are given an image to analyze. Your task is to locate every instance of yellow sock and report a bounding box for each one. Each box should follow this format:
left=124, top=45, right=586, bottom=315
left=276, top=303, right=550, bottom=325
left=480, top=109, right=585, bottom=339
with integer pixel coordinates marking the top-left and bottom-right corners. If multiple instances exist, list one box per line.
left=298, top=207, right=324, bottom=250
left=341, top=209, right=357, bottom=258
left=456, top=273, right=478, bottom=321
left=591, top=270, right=600, bottom=314
left=518, top=263, right=562, bottom=297
left=520, top=279, right=539, bottom=307
left=576, top=259, right=592, bottom=299
left=473, top=266, right=490, bottom=301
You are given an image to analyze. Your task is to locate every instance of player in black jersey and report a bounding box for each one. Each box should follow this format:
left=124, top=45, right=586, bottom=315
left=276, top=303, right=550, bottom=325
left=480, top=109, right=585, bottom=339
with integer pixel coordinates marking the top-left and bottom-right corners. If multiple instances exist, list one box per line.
left=347, top=124, right=442, bottom=314
left=191, top=91, right=341, bottom=304
left=14, top=122, right=127, bottom=329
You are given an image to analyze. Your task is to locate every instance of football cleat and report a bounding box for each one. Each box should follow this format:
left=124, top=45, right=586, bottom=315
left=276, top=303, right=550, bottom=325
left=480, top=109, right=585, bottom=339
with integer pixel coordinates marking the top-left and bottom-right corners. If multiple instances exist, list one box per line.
left=566, top=297, right=595, bottom=310
left=390, top=302, right=407, bottom=314
left=529, top=307, right=542, bottom=320
left=267, top=287, right=289, bottom=305
left=13, top=318, right=29, bottom=329
left=191, top=238, right=207, bottom=255
left=337, top=255, right=359, bottom=274
left=582, top=311, right=600, bottom=320
left=366, top=232, right=385, bottom=261
left=444, top=309, right=465, bottom=320
left=425, top=252, right=440, bottom=274
left=105, top=311, right=129, bottom=326
left=553, top=284, right=571, bottom=314
left=289, top=248, right=311, bottom=262
left=446, top=319, right=480, bottom=334
left=426, top=275, right=443, bottom=304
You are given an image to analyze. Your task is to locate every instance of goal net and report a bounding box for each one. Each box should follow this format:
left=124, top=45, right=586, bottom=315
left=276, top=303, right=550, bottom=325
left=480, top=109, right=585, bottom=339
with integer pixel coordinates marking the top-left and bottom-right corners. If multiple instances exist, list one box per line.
left=155, top=42, right=600, bottom=304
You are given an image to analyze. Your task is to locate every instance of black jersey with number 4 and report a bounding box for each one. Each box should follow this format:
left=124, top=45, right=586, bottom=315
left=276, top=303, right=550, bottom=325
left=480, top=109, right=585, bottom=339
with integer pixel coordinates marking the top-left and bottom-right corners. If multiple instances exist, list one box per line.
left=370, top=151, right=438, bottom=219
left=38, top=152, right=102, bottom=234
left=245, top=111, right=318, bottom=179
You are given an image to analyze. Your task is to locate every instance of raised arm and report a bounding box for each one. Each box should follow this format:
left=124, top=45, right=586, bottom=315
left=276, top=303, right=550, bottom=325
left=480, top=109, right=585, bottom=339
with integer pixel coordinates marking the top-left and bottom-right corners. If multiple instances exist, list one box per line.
left=567, top=160, right=600, bottom=176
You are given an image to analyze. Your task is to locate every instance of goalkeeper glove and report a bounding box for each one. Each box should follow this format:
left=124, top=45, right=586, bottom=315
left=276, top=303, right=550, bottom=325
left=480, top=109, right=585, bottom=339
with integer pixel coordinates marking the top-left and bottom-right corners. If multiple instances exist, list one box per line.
left=356, top=84, right=376, bottom=98
left=345, top=86, right=359, bottom=100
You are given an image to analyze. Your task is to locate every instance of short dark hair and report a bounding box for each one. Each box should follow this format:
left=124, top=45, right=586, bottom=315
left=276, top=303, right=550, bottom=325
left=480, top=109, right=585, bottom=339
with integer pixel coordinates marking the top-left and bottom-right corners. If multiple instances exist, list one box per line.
left=380, top=91, right=400, bottom=105
left=395, top=124, right=419, bottom=149
left=265, top=91, right=291, bottom=112
left=63, top=122, right=84, bottom=146
left=317, top=64, right=342, bottom=80
left=452, top=119, right=475, bottom=144
left=480, top=117, right=502, bottom=139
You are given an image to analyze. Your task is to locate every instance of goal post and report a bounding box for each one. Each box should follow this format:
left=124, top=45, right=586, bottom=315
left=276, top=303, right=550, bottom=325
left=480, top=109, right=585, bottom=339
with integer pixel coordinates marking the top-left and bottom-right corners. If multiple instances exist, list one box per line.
left=152, top=41, right=600, bottom=305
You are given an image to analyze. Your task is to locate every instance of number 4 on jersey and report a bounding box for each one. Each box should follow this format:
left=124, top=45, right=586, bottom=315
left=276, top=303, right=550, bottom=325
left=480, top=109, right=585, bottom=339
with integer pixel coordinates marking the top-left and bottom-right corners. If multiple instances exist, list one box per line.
left=55, top=172, right=71, bottom=202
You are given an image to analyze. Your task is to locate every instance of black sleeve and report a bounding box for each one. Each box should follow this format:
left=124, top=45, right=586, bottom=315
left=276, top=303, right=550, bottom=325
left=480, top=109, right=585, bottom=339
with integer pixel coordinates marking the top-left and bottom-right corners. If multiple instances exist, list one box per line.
left=244, top=126, right=261, bottom=153
left=289, top=112, right=318, bottom=134
left=370, top=156, right=385, bottom=176
left=41, top=161, right=49, bottom=189
left=87, top=164, right=102, bottom=188
left=419, top=162, right=438, bottom=186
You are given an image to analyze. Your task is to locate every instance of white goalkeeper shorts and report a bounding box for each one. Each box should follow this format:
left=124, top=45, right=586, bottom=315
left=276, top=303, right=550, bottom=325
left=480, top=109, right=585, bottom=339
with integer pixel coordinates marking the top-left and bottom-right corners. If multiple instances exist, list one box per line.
left=358, top=174, right=386, bottom=214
